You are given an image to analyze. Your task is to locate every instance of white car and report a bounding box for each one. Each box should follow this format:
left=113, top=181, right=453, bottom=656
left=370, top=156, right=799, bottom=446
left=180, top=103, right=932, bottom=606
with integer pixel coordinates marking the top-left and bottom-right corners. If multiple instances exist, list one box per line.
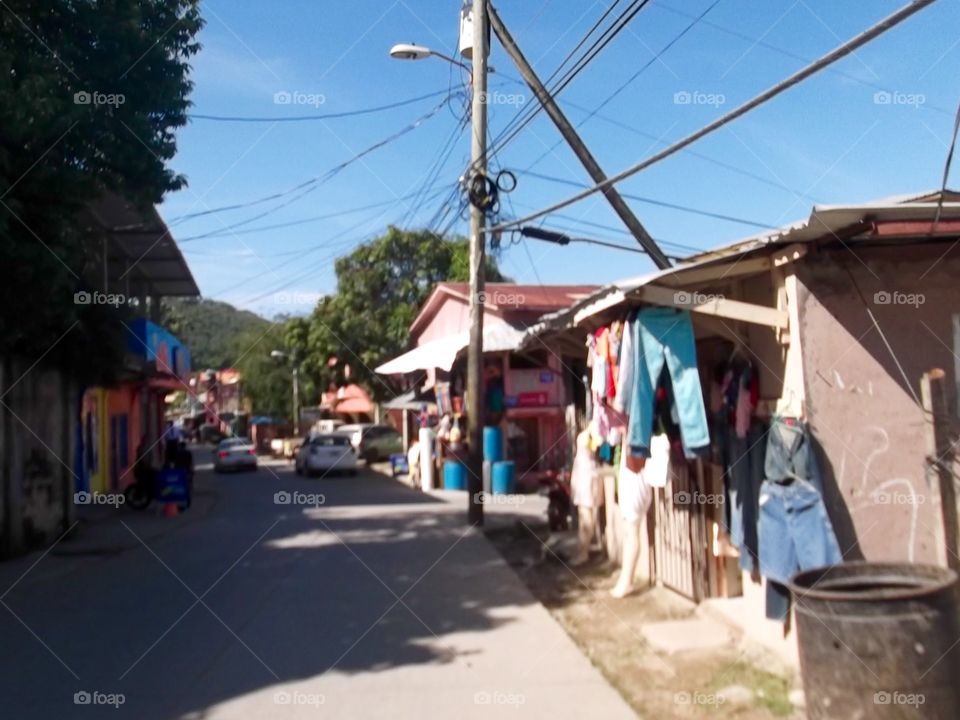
left=295, top=433, right=357, bottom=477
left=213, top=437, right=258, bottom=473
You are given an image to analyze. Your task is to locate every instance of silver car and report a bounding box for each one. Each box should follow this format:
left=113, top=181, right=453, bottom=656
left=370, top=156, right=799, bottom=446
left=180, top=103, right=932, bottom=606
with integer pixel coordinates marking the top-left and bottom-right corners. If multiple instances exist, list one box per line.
left=213, top=437, right=258, bottom=473
left=295, top=433, right=357, bottom=477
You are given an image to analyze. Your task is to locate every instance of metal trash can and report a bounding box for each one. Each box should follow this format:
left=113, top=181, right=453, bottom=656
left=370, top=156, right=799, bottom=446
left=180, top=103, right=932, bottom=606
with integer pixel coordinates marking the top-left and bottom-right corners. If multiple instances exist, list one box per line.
left=789, top=562, right=960, bottom=719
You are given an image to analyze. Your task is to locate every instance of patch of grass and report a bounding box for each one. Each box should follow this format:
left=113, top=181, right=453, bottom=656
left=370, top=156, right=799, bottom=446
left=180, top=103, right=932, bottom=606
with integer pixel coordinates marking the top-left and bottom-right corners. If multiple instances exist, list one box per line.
left=706, top=661, right=794, bottom=716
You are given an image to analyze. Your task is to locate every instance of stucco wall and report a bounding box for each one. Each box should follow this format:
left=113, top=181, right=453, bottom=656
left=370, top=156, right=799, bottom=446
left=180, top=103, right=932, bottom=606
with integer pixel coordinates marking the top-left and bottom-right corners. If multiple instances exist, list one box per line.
left=0, top=359, right=76, bottom=558
left=796, top=243, right=960, bottom=565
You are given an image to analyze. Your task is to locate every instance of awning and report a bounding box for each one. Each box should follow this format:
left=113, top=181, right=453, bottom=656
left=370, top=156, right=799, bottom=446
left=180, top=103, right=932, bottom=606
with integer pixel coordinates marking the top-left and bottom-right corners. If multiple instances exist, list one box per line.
left=382, top=388, right=436, bottom=410
left=376, top=324, right=525, bottom=375
left=83, top=192, right=200, bottom=298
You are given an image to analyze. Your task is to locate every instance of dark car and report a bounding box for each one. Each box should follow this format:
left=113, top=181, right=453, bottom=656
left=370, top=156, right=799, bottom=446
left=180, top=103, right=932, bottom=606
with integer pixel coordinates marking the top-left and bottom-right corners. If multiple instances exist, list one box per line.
left=339, top=424, right=403, bottom=463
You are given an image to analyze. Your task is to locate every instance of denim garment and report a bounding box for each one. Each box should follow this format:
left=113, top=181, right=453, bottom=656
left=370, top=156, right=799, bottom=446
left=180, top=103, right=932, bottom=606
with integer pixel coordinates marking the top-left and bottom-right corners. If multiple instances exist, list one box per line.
left=759, top=419, right=841, bottom=621
left=727, top=421, right=767, bottom=574
left=628, top=308, right=709, bottom=457
left=764, top=417, right=820, bottom=488
left=758, top=476, right=842, bottom=588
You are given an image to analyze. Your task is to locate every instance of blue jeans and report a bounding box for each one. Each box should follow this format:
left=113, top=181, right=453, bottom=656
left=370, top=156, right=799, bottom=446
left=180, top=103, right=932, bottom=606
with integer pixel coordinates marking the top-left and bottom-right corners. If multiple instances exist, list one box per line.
left=758, top=477, right=842, bottom=588
left=628, top=308, right=709, bottom=456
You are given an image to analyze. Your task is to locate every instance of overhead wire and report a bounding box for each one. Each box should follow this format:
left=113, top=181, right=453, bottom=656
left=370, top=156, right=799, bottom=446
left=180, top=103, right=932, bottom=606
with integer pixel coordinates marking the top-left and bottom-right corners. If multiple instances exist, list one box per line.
left=477, top=0, right=655, bottom=173
left=522, top=0, right=724, bottom=173
left=490, top=0, right=938, bottom=233
left=172, top=92, right=458, bottom=228
left=187, top=87, right=454, bottom=122
left=655, top=1, right=956, bottom=119
left=516, top=168, right=777, bottom=229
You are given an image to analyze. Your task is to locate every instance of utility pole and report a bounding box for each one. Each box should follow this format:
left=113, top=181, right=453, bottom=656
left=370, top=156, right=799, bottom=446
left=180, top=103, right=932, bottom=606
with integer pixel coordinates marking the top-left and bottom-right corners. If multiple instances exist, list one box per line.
left=292, top=363, right=300, bottom=431
left=486, top=3, right=671, bottom=269
left=466, top=0, right=488, bottom=526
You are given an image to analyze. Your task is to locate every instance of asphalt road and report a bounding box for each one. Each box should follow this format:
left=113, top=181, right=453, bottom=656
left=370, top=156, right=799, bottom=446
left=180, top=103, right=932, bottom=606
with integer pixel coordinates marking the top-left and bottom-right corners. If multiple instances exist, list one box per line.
left=0, top=451, right=636, bottom=719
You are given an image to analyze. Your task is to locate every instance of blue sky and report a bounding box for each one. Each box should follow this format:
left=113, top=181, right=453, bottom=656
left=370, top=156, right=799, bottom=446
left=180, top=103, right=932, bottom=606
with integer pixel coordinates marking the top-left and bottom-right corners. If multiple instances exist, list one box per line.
left=163, top=0, right=960, bottom=317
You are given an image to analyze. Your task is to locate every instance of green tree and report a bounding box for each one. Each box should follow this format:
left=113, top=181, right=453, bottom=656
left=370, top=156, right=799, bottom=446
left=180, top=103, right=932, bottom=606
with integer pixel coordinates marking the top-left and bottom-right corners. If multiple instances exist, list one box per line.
left=0, top=1, right=202, bottom=383
left=231, top=325, right=293, bottom=420
left=302, top=227, right=508, bottom=401
left=163, top=298, right=270, bottom=370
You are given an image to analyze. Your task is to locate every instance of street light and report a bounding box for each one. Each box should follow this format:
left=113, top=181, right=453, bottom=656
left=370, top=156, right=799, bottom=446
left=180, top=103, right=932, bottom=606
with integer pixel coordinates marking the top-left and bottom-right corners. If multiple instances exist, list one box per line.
left=388, top=43, right=494, bottom=72
left=390, top=0, right=488, bottom=527
left=271, top=350, right=300, bottom=431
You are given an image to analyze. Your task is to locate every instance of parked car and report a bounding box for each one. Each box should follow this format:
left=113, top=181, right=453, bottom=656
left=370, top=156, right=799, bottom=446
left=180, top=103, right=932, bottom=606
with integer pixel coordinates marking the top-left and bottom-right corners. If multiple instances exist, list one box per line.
left=295, top=433, right=357, bottom=477
left=342, top=424, right=403, bottom=463
left=337, top=423, right=374, bottom=450
left=213, top=437, right=257, bottom=472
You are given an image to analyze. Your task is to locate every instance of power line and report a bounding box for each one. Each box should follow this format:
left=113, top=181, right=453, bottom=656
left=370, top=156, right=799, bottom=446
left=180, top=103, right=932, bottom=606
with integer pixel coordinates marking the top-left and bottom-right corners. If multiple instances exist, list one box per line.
left=656, top=1, right=956, bottom=119
left=516, top=169, right=776, bottom=228
left=187, top=87, right=454, bottom=122
left=172, top=93, right=455, bottom=226
left=491, top=0, right=938, bottom=233
left=522, top=0, right=723, bottom=173
left=178, top=181, right=457, bottom=241
left=479, top=0, right=654, bottom=172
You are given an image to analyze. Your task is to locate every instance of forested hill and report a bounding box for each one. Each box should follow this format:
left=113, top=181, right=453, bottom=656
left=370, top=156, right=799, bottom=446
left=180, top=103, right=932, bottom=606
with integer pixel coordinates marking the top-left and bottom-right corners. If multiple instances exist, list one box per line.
left=163, top=298, right=270, bottom=370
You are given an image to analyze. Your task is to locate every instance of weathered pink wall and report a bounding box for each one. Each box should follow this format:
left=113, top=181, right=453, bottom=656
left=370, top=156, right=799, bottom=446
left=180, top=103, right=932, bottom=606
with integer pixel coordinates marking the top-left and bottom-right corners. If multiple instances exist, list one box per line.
left=797, top=243, right=960, bottom=565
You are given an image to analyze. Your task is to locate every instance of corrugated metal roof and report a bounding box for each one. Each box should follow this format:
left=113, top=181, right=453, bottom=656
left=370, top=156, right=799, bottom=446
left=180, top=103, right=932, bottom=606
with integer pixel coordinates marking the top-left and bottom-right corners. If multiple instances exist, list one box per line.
left=523, top=190, right=960, bottom=341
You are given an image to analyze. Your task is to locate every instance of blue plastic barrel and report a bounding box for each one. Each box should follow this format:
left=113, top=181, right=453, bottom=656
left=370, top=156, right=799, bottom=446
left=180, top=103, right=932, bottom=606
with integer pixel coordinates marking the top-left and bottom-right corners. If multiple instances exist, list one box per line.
left=491, top=460, right=515, bottom=495
left=443, top=460, right=467, bottom=490
left=483, top=426, right=503, bottom=462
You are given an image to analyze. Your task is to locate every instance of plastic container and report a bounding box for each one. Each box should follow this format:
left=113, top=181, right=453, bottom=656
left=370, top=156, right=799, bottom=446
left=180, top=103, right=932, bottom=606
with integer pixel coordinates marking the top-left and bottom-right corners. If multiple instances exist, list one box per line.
left=443, top=460, right=467, bottom=491
left=491, top=460, right=515, bottom=495
left=482, top=426, right=503, bottom=462
left=789, top=562, right=960, bottom=719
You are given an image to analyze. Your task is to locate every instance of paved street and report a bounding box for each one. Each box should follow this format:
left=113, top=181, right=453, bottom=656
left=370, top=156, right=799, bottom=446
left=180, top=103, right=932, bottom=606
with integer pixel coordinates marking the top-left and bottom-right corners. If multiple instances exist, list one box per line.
left=0, top=452, right=636, bottom=719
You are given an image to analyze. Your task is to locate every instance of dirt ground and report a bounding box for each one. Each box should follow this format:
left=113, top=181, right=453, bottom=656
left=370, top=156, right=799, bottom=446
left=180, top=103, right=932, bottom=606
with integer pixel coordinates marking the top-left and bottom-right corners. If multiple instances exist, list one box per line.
left=486, top=521, right=805, bottom=720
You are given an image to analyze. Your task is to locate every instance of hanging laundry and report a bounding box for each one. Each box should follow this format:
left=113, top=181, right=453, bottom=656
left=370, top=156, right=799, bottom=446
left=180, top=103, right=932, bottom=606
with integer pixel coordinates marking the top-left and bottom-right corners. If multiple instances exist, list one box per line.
left=758, top=417, right=842, bottom=621
left=642, top=433, right=671, bottom=488
left=613, top=317, right=634, bottom=413
left=627, top=308, right=709, bottom=457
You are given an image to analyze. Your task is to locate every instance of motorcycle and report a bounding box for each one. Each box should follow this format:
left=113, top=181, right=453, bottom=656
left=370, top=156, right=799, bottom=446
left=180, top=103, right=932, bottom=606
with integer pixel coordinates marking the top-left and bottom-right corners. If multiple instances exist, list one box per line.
left=539, top=470, right=573, bottom=532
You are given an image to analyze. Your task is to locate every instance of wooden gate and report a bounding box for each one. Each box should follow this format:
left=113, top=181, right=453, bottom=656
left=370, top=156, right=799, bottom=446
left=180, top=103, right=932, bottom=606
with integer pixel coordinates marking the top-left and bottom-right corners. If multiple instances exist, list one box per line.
left=650, top=457, right=712, bottom=601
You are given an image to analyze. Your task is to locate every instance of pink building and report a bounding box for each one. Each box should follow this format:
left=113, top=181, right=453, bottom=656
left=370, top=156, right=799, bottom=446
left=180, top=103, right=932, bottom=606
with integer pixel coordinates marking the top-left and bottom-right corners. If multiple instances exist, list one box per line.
left=378, top=283, right=597, bottom=483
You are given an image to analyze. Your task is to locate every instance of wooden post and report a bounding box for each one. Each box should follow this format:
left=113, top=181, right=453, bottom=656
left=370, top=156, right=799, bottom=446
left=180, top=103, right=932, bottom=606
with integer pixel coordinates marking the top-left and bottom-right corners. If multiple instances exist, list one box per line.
left=921, top=369, right=960, bottom=571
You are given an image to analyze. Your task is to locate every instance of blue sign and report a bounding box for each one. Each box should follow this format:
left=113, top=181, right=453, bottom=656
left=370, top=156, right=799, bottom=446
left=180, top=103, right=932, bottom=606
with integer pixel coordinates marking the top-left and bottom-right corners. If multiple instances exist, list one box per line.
left=156, top=468, right=190, bottom=504
left=126, top=318, right=191, bottom=377
left=539, top=371, right=554, bottom=384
